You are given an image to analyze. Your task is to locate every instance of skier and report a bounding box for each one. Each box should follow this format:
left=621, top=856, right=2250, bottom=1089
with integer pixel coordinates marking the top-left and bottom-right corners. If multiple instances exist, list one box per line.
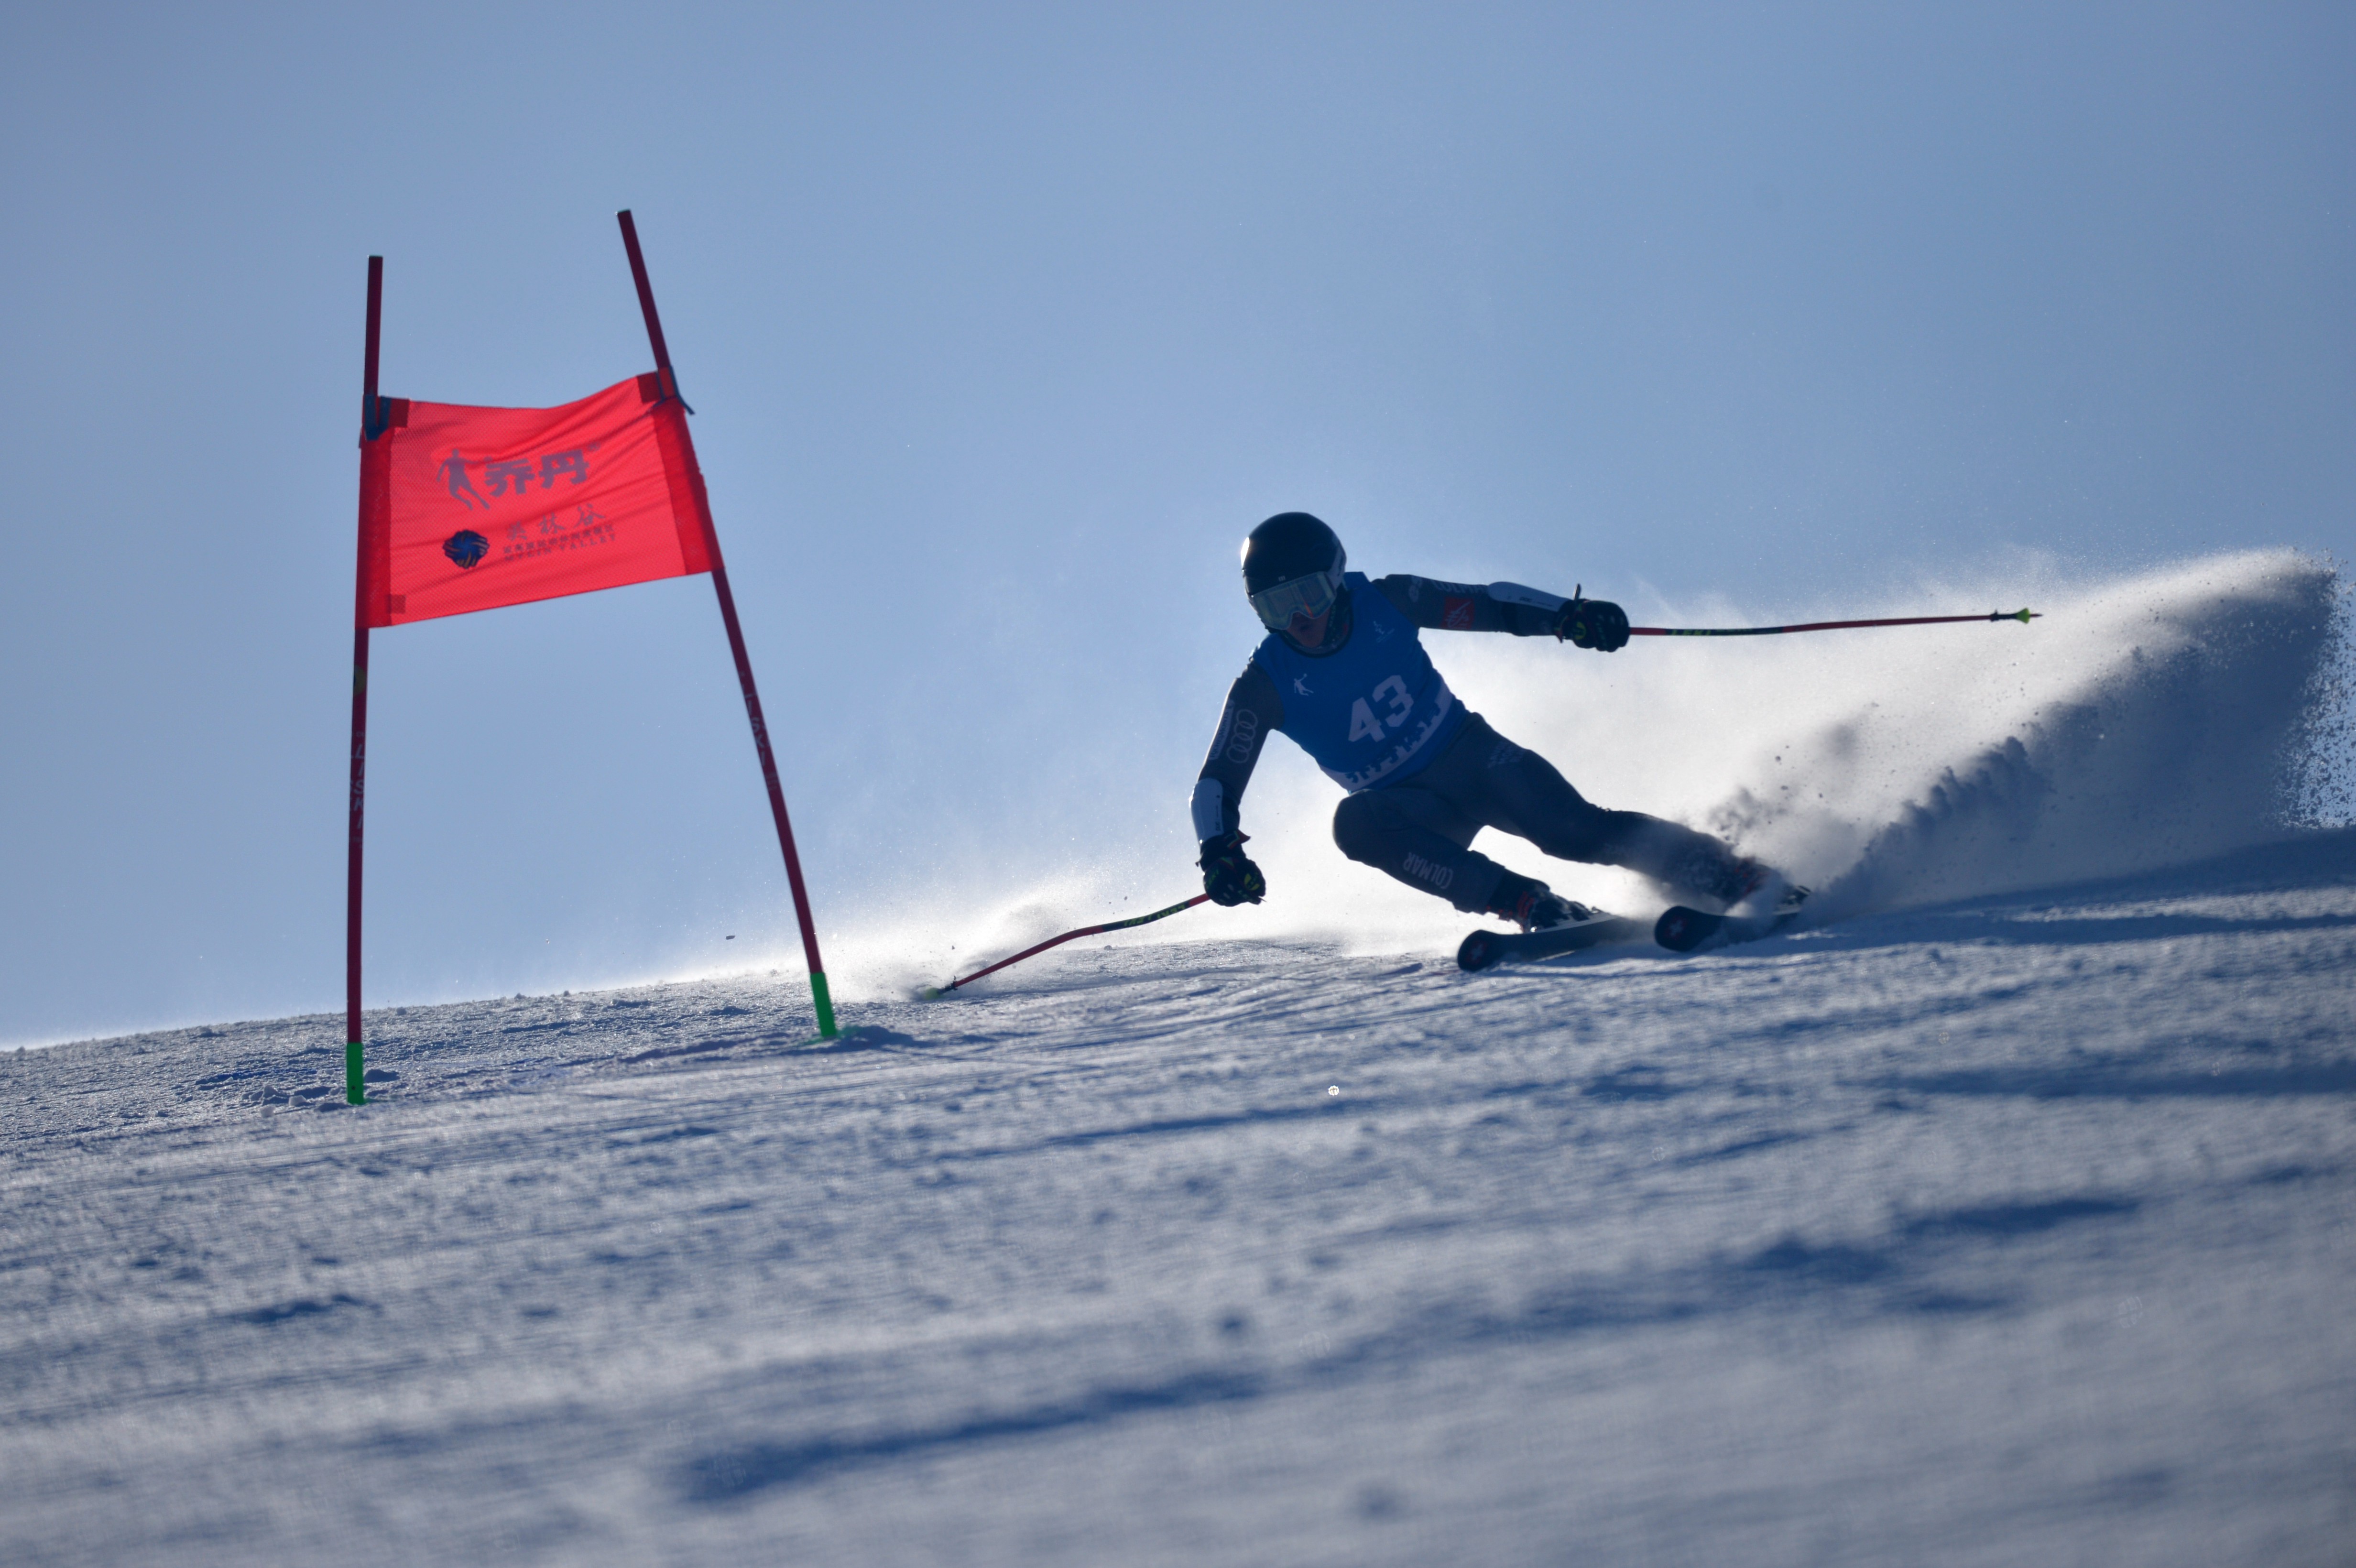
left=1192, top=512, right=1799, bottom=934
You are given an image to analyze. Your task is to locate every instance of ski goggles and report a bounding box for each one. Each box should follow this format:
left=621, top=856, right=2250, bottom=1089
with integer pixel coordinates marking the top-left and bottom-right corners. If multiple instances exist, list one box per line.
left=1248, top=567, right=1344, bottom=632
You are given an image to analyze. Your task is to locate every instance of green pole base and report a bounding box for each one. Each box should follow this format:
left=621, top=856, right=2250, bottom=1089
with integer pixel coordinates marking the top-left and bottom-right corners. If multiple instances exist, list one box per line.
left=346, top=1040, right=365, bottom=1105
left=808, top=970, right=838, bottom=1038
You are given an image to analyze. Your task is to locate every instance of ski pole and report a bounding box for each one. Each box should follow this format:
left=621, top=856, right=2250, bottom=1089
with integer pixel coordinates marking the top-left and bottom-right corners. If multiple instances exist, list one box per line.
left=923, top=893, right=1212, bottom=998
left=1630, top=608, right=2038, bottom=638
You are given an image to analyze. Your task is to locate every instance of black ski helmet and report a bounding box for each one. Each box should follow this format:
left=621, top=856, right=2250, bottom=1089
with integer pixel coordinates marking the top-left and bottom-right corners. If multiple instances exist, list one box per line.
left=1242, top=512, right=1345, bottom=593
left=1241, top=512, right=1347, bottom=632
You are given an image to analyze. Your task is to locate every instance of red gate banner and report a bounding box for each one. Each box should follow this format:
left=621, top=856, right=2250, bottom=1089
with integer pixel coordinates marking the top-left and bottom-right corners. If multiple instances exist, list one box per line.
left=356, top=372, right=714, bottom=628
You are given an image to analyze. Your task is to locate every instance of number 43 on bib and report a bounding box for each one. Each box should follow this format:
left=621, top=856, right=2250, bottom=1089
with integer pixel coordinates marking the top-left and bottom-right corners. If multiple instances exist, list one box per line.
left=1348, top=675, right=1415, bottom=741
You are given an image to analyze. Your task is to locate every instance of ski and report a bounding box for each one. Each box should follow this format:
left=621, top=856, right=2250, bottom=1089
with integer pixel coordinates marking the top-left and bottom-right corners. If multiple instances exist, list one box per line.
left=1457, top=911, right=1644, bottom=972
left=1653, top=904, right=1798, bottom=953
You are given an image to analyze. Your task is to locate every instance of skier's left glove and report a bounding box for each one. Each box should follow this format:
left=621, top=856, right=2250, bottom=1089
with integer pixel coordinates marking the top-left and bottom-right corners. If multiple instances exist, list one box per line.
left=1198, top=831, right=1266, bottom=906
left=1555, top=593, right=1630, bottom=652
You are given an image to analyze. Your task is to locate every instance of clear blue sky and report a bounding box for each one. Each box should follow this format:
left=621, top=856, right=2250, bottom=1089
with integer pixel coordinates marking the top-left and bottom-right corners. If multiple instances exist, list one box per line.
left=3, top=2, right=2350, bottom=1044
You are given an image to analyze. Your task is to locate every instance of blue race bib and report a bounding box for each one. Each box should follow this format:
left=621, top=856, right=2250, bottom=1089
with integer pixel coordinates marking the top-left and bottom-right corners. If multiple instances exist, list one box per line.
left=1253, top=573, right=1465, bottom=792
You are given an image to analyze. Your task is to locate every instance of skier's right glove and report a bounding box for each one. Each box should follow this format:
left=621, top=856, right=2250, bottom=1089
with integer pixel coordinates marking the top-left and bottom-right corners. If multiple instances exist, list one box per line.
left=1555, top=592, right=1630, bottom=652
left=1198, top=831, right=1266, bottom=906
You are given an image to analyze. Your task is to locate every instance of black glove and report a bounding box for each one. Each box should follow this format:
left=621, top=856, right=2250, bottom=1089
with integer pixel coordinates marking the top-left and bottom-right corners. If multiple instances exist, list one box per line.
left=1198, top=831, right=1266, bottom=906
left=1555, top=592, right=1630, bottom=652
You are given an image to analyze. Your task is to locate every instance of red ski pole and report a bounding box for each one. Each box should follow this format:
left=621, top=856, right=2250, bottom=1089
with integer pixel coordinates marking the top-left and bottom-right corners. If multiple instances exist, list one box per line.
left=923, top=894, right=1212, bottom=998
left=1630, top=608, right=2040, bottom=637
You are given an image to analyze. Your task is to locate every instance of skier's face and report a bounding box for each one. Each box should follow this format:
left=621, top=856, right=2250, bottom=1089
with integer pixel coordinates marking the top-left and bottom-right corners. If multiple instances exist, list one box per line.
left=1287, top=604, right=1333, bottom=648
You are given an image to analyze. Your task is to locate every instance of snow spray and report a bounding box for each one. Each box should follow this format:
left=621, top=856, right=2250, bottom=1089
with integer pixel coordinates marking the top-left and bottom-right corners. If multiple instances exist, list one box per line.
left=785, top=550, right=2345, bottom=997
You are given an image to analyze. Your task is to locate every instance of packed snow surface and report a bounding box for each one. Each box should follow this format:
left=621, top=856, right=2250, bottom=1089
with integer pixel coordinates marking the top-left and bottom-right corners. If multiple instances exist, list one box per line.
left=7, top=840, right=2356, bottom=1565
left=4, top=550, right=2353, bottom=1564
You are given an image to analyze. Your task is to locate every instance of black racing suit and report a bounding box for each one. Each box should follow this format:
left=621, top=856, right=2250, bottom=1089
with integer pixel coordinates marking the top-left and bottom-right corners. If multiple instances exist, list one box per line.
left=1193, top=575, right=1752, bottom=915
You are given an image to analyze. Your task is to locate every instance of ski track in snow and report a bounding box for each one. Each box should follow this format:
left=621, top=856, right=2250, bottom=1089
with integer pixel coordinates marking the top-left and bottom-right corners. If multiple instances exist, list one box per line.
left=5, top=835, right=2356, bottom=1566
left=5, top=550, right=2354, bottom=1565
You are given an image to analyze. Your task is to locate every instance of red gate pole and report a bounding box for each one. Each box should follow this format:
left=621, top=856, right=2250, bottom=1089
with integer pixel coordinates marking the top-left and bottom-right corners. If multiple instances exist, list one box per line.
left=345, top=256, right=383, bottom=1103
left=615, top=211, right=838, bottom=1036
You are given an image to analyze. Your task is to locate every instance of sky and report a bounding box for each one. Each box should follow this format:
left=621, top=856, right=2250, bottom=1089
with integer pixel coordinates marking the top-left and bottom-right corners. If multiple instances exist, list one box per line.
left=2, top=1, right=2351, bottom=1045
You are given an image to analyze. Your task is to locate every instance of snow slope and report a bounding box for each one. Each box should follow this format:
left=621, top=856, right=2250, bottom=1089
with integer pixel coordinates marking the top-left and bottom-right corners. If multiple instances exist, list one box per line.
left=6, top=832, right=2355, bottom=1566
left=4, top=550, right=2352, bottom=1565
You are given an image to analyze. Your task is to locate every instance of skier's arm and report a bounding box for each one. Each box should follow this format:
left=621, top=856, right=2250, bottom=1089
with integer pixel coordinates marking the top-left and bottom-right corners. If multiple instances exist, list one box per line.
left=1191, top=662, right=1284, bottom=904
left=1371, top=574, right=1628, bottom=650
left=1372, top=574, right=1563, bottom=634
left=1191, top=661, right=1284, bottom=840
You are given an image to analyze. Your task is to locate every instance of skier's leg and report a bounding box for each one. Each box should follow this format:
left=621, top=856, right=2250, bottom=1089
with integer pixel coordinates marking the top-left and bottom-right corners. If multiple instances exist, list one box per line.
left=1331, top=783, right=1518, bottom=914
left=1433, top=720, right=1756, bottom=906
